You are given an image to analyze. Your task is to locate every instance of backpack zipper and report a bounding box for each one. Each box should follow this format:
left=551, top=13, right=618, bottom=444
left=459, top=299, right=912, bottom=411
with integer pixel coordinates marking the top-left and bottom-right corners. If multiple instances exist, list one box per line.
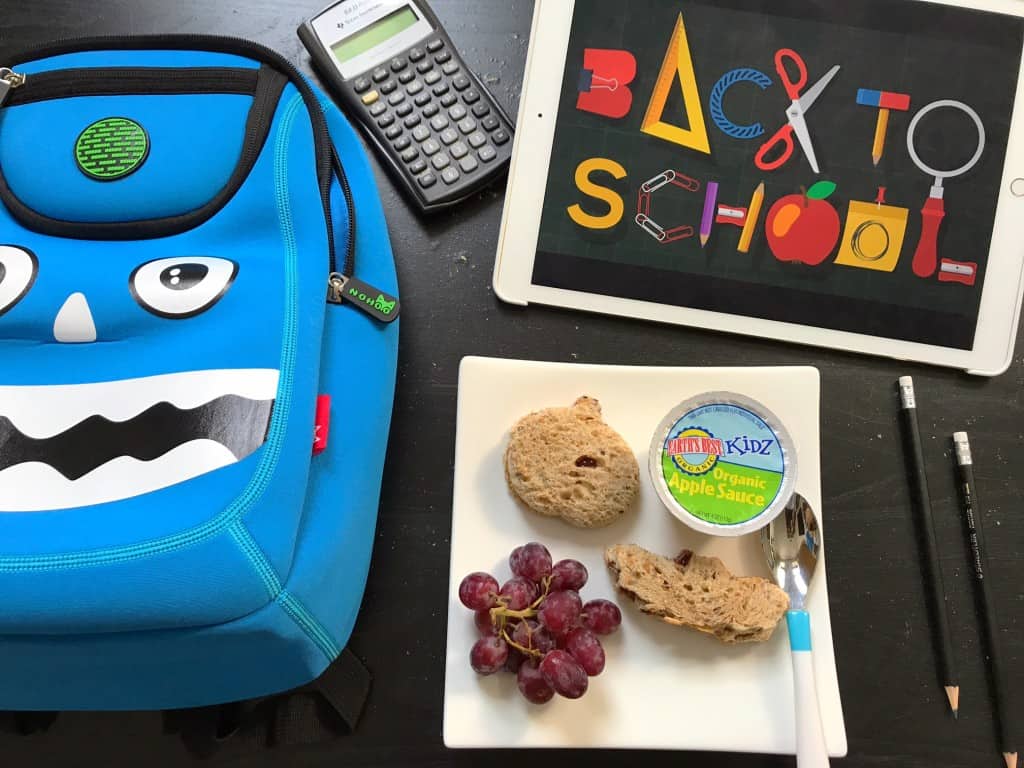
left=4, top=66, right=259, bottom=106
left=4, top=36, right=397, bottom=321
left=0, top=68, right=27, bottom=105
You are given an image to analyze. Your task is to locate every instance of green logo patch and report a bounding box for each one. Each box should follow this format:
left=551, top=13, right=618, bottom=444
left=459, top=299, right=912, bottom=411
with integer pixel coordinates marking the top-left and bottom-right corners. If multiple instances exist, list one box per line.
left=75, top=117, right=150, bottom=181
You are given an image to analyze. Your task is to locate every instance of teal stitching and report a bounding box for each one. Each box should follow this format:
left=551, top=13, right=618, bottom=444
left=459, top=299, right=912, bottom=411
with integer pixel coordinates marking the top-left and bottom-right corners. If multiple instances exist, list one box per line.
left=228, top=520, right=339, bottom=661
left=278, top=592, right=339, bottom=659
left=228, top=521, right=280, bottom=598
left=0, top=93, right=307, bottom=574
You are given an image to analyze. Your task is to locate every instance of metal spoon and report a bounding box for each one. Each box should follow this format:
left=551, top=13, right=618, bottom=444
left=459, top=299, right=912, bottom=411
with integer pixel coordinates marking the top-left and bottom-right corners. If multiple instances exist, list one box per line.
left=761, top=493, right=829, bottom=768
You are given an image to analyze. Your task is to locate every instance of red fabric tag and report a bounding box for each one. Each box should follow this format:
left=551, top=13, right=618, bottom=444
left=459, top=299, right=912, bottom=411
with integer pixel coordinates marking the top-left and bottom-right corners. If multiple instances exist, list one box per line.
left=313, top=395, right=331, bottom=455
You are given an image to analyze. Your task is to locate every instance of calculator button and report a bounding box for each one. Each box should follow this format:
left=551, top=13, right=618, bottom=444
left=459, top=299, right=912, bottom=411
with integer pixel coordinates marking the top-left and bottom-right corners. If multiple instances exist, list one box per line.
left=414, top=92, right=432, bottom=107
left=482, top=115, right=500, bottom=132
left=380, top=80, right=397, bottom=95
left=462, top=89, right=480, bottom=105
left=400, top=147, right=419, bottom=163
left=426, top=39, right=445, bottom=53
left=418, top=171, right=437, bottom=189
left=398, top=70, right=415, bottom=84
left=369, top=101, right=387, bottom=117
left=472, top=103, right=491, bottom=118
left=450, top=141, right=469, bottom=159
left=410, top=158, right=428, bottom=175
left=432, top=153, right=451, bottom=170
left=372, top=67, right=389, bottom=82
left=388, top=92, right=406, bottom=106
left=390, top=57, right=407, bottom=72
left=412, top=125, right=431, bottom=142
left=492, top=129, right=511, bottom=145
left=441, top=61, right=459, bottom=76
left=424, top=70, right=442, bottom=86
left=362, top=90, right=380, bottom=105
left=396, top=102, right=413, bottom=118
left=449, top=104, right=468, bottom=121
left=353, top=77, right=372, bottom=93
left=441, top=167, right=461, bottom=185
left=468, top=131, right=487, bottom=148
left=416, top=60, right=434, bottom=74
left=378, top=113, right=395, bottom=128
left=385, top=124, right=403, bottom=140
left=404, top=114, right=422, bottom=129
left=452, top=74, right=471, bottom=91
left=435, top=50, right=452, bottom=64
left=408, top=47, right=426, bottom=62
left=440, top=92, right=457, bottom=107
left=422, top=139, right=441, bottom=156
left=478, top=145, right=497, bottom=162
left=407, top=80, right=424, bottom=95
left=433, top=82, right=450, bottom=97
left=440, top=128, right=459, bottom=145
left=430, top=115, right=450, bottom=131
left=422, top=103, right=440, bottom=117
left=394, top=135, right=412, bottom=151
left=459, top=155, right=479, bottom=174
left=458, top=117, right=477, bottom=134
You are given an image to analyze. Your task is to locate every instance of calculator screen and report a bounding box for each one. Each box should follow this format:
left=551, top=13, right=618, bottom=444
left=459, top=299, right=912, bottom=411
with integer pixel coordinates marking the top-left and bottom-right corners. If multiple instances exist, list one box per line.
left=332, top=7, right=420, bottom=64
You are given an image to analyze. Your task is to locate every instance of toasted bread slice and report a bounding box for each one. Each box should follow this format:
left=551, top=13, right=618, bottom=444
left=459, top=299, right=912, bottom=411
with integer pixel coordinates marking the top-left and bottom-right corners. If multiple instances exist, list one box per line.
left=504, top=397, right=638, bottom=528
left=604, top=543, right=789, bottom=643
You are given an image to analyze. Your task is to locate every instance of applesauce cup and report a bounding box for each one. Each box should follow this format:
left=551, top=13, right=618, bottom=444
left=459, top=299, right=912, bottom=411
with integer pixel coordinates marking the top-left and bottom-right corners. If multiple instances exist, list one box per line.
left=648, top=392, right=797, bottom=537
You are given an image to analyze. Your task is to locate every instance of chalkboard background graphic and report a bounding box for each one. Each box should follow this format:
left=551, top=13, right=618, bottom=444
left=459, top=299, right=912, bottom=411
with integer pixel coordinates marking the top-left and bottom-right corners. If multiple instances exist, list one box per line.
left=534, top=0, right=1024, bottom=349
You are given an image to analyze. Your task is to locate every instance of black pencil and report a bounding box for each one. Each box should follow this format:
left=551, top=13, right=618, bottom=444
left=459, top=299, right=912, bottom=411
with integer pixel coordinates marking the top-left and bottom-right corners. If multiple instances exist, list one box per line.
left=953, top=433, right=1018, bottom=768
left=897, top=377, right=959, bottom=717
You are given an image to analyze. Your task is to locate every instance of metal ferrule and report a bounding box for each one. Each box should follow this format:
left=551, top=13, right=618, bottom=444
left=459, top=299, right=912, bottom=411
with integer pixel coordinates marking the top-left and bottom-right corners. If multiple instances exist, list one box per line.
left=898, top=376, right=916, bottom=409
left=953, top=432, right=973, bottom=466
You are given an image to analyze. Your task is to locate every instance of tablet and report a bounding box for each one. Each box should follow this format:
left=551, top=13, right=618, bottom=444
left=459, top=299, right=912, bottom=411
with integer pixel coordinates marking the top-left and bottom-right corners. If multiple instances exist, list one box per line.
left=494, top=0, right=1024, bottom=375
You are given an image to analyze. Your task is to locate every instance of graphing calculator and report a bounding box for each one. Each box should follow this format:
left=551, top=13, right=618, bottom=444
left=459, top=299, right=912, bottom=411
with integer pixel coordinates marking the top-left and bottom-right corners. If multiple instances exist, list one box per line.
left=298, top=0, right=515, bottom=213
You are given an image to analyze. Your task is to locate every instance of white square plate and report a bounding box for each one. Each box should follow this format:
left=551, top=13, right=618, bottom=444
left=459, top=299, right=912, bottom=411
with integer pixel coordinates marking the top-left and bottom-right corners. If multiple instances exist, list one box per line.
left=443, top=357, right=847, bottom=755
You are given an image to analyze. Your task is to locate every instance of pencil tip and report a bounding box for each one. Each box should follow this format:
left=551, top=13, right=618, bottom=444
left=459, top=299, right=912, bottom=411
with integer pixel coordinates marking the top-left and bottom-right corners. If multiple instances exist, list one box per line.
left=1004, top=751, right=1017, bottom=768
left=953, top=710, right=959, bottom=720
left=945, top=685, right=960, bottom=714
left=873, top=156, right=881, bottom=167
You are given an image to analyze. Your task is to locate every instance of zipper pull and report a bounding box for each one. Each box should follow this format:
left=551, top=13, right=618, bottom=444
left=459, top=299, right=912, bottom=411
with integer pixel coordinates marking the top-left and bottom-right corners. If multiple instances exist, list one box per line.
left=0, top=68, right=26, bottom=106
left=326, top=272, right=400, bottom=323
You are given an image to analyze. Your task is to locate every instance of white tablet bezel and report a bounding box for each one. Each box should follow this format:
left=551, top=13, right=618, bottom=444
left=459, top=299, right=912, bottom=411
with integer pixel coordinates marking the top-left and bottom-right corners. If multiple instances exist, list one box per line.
left=494, top=0, right=1024, bottom=376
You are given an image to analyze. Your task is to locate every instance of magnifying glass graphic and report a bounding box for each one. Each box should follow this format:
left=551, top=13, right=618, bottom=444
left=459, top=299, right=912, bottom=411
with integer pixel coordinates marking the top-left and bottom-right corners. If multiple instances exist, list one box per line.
left=906, top=100, right=986, bottom=278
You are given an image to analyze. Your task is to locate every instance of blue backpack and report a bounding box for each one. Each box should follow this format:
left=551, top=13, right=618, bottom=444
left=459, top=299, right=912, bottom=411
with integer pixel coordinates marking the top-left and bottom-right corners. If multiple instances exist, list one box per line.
left=0, top=36, right=399, bottom=711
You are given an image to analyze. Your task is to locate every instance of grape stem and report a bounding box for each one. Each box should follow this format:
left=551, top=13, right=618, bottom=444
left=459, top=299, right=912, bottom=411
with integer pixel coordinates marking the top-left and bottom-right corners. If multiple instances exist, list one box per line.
left=501, top=629, right=543, bottom=660
left=488, top=577, right=552, bottom=624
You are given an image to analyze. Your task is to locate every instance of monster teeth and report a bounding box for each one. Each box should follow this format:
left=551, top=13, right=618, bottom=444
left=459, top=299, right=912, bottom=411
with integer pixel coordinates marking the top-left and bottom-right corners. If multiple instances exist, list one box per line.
left=0, top=441, right=238, bottom=512
left=0, top=369, right=279, bottom=440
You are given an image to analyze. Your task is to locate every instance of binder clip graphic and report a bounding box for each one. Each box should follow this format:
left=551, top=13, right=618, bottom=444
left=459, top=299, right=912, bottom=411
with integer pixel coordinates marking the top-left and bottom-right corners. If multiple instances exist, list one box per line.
left=576, top=49, right=637, bottom=119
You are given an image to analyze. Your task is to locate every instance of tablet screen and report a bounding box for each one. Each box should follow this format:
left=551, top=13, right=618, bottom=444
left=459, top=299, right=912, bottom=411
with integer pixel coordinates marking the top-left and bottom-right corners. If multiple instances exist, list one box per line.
left=532, top=0, right=1024, bottom=349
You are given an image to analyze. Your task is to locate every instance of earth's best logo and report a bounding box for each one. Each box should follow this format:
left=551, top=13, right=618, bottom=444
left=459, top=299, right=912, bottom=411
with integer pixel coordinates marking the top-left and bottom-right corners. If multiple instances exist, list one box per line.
left=667, top=427, right=723, bottom=475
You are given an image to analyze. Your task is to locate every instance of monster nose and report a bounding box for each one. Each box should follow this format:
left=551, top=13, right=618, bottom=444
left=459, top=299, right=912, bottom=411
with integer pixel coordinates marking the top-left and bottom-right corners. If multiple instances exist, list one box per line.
left=53, top=292, right=97, bottom=343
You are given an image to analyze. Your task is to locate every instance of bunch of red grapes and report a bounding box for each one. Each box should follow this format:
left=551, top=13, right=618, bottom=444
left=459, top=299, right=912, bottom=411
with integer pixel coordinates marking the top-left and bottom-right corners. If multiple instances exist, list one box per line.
left=458, top=542, right=622, bottom=704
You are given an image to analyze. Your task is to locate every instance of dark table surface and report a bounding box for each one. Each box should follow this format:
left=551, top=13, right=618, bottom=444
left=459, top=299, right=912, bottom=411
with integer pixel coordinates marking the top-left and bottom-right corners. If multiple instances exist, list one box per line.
left=1, top=1, right=1021, bottom=767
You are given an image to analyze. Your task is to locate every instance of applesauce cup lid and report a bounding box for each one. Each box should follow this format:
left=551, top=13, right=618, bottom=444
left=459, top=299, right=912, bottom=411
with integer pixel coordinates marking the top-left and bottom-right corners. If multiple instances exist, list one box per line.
left=648, top=392, right=797, bottom=537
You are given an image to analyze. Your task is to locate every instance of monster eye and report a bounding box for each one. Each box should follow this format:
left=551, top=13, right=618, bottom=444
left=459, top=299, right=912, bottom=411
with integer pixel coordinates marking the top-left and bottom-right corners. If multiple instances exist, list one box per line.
left=0, top=245, right=38, bottom=317
left=130, top=257, right=237, bottom=318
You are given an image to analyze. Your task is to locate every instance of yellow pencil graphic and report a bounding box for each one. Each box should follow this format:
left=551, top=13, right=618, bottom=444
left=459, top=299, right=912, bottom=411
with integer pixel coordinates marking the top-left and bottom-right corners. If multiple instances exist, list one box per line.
left=738, top=182, right=765, bottom=254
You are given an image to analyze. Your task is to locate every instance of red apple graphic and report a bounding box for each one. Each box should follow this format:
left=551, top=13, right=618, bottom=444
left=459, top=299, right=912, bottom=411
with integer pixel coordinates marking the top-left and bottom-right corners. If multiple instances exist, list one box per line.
left=766, top=181, right=841, bottom=266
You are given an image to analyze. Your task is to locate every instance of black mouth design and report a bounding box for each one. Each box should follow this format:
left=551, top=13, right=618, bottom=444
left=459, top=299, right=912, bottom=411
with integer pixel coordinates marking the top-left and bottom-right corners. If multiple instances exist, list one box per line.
left=0, top=395, right=274, bottom=481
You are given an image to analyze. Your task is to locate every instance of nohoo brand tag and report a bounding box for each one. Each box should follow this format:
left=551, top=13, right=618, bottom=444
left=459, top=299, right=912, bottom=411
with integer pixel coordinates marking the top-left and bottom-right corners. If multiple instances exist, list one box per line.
left=326, top=273, right=400, bottom=323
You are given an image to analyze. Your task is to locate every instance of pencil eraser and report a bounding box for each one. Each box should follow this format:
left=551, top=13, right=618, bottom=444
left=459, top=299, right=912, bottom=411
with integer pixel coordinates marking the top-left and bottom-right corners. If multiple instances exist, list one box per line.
left=952, top=431, right=969, bottom=443
left=856, top=89, right=881, bottom=106
left=898, top=375, right=913, bottom=388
